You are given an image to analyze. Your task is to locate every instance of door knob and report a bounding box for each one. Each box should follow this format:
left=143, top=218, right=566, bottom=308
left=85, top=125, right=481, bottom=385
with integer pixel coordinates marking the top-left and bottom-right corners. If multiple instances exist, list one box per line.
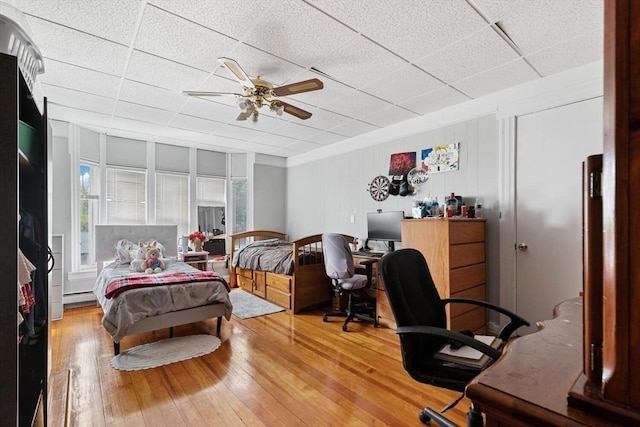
left=518, top=243, right=528, bottom=251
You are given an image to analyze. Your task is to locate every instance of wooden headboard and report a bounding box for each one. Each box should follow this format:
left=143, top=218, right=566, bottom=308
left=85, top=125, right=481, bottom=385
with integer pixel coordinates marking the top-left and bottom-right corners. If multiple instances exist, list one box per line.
left=94, top=225, right=179, bottom=264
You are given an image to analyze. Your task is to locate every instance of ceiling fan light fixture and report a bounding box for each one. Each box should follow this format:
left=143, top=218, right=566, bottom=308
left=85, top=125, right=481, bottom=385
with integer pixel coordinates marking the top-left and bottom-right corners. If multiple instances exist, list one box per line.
left=270, top=101, right=284, bottom=116
left=238, top=98, right=251, bottom=112
left=252, top=110, right=259, bottom=122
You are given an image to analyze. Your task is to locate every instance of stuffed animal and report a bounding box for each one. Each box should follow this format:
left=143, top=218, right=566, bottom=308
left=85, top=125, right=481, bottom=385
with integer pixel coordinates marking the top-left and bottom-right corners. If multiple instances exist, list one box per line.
left=142, top=247, right=165, bottom=274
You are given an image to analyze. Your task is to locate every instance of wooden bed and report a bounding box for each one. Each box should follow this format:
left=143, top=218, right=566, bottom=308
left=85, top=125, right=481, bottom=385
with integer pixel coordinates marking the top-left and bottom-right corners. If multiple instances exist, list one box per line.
left=230, top=231, right=351, bottom=313
left=94, top=225, right=232, bottom=354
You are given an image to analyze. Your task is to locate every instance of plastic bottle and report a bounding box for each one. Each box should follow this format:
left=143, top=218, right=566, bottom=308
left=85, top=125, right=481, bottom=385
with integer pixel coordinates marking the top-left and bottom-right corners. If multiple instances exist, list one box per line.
left=475, top=198, right=483, bottom=219
left=431, top=197, right=439, bottom=216
left=447, top=192, right=458, bottom=216
left=461, top=202, right=468, bottom=217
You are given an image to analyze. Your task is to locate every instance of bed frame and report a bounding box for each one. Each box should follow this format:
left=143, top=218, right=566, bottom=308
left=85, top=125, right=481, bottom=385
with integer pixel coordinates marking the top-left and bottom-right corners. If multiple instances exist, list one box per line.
left=95, top=225, right=228, bottom=354
left=229, top=230, right=354, bottom=313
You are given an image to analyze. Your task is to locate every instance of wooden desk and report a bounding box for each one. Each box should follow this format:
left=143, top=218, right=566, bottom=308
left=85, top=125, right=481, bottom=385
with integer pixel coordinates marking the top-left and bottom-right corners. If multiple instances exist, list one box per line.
left=179, top=251, right=209, bottom=271
left=466, top=298, right=612, bottom=426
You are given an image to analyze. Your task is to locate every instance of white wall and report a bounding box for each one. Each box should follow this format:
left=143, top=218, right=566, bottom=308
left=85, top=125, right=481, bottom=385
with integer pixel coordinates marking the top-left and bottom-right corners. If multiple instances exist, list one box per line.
left=286, top=60, right=604, bottom=325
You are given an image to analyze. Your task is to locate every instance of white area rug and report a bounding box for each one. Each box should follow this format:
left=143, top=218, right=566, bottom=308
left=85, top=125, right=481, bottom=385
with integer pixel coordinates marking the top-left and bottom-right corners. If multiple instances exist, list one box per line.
left=111, top=334, right=221, bottom=371
left=229, top=289, right=285, bottom=319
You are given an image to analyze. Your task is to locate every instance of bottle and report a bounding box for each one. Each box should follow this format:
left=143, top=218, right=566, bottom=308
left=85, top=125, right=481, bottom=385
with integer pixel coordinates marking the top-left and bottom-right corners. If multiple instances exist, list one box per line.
left=475, top=198, right=483, bottom=219
left=447, top=192, right=458, bottom=216
left=461, top=202, right=468, bottom=217
left=431, top=197, right=439, bottom=216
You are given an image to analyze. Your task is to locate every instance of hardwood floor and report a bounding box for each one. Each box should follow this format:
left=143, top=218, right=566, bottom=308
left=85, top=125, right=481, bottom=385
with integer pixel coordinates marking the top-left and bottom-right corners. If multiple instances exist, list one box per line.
left=49, top=304, right=472, bottom=426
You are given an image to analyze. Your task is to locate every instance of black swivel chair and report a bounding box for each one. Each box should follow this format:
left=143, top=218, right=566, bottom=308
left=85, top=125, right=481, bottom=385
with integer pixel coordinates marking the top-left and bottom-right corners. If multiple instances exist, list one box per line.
left=378, top=248, right=529, bottom=426
left=321, top=233, right=378, bottom=331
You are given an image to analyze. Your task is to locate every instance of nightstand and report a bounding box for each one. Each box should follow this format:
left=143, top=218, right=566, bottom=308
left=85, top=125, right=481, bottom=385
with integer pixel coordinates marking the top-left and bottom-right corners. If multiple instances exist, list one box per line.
left=179, top=251, right=209, bottom=271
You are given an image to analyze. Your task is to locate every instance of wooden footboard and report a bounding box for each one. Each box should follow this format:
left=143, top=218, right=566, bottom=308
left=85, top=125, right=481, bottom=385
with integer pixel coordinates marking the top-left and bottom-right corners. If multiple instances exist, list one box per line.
left=229, top=231, right=355, bottom=313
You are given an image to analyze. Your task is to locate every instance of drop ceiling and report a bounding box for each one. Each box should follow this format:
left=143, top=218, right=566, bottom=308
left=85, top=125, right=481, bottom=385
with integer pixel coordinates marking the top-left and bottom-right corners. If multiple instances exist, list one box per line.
left=10, top=0, right=602, bottom=158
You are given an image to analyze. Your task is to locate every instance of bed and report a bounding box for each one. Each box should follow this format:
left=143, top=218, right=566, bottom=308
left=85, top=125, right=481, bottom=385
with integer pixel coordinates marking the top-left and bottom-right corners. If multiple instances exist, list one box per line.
left=229, top=230, right=354, bottom=313
left=93, top=225, right=233, bottom=354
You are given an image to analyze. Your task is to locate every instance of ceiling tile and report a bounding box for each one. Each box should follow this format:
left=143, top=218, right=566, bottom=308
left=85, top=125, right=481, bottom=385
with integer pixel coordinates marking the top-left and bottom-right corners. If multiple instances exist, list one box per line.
left=119, top=79, right=186, bottom=111
left=156, top=126, right=210, bottom=142
left=307, top=0, right=488, bottom=62
left=16, top=0, right=140, bottom=45
left=135, top=5, right=238, bottom=71
left=25, top=17, right=129, bottom=76
left=269, top=122, right=322, bottom=140
left=213, top=124, right=264, bottom=140
left=283, top=71, right=355, bottom=109
left=361, top=105, right=419, bottom=128
left=323, top=90, right=391, bottom=121
left=39, top=59, right=121, bottom=98
left=311, top=35, right=408, bottom=90
left=526, top=30, right=603, bottom=77
left=473, top=0, right=603, bottom=55
left=43, top=85, right=115, bottom=115
left=126, top=50, right=210, bottom=92
left=303, top=131, right=346, bottom=146
left=47, top=104, right=111, bottom=129
left=301, top=108, right=352, bottom=133
left=451, top=59, right=540, bottom=99
left=114, top=101, right=175, bottom=124
left=238, top=141, right=281, bottom=154
left=252, top=133, right=297, bottom=147
left=147, top=0, right=275, bottom=41
left=414, top=27, right=520, bottom=84
left=361, top=64, right=444, bottom=105
left=109, top=116, right=165, bottom=135
left=329, top=119, right=379, bottom=138
left=169, top=114, right=225, bottom=133
left=282, top=139, right=323, bottom=152
left=201, top=134, right=247, bottom=150
left=242, top=0, right=359, bottom=68
left=399, top=86, right=471, bottom=116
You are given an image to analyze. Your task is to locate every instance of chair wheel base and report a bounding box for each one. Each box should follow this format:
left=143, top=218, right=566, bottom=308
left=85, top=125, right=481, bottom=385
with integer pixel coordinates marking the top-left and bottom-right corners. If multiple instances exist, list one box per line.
left=323, top=314, right=328, bottom=322
left=418, top=409, right=431, bottom=424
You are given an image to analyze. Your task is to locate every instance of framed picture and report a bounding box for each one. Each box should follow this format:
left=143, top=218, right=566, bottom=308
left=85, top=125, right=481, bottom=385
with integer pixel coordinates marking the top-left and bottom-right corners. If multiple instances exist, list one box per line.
left=388, top=151, right=416, bottom=177
left=421, top=142, right=459, bottom=173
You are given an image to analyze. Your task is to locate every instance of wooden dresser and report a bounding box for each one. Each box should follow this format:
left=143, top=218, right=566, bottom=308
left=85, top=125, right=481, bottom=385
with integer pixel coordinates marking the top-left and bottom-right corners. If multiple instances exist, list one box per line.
left=393, top=218, right=487, bottom=333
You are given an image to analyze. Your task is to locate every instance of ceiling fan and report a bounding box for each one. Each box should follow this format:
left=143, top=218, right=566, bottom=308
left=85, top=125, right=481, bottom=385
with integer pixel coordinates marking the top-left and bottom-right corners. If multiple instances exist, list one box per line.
left=183, top=57, right=324, bottom=122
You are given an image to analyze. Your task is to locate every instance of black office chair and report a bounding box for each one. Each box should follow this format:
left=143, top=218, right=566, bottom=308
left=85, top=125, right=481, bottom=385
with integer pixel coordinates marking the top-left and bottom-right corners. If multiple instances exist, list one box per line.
left=321, top=233, right=377, bottom=331
left=378, top=248, right=530, bottom=426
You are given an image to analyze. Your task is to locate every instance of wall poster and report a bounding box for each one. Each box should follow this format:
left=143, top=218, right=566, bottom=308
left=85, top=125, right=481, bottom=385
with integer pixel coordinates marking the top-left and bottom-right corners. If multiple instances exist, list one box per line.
left=421, top=142, right=460, bottom=173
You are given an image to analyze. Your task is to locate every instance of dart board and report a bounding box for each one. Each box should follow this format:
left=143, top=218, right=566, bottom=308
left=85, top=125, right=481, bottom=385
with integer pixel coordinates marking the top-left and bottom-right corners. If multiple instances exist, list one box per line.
left=368, top=175, right=390, bottom=201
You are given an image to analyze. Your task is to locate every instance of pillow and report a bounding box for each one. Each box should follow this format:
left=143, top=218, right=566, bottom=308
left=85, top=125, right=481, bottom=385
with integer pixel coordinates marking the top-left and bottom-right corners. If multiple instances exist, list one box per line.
left=114, top=239, right=136, bottom=264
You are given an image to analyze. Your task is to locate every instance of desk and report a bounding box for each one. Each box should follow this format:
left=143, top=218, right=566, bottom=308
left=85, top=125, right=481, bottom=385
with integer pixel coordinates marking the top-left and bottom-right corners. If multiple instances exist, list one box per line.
left=352, top=254, right=394, bottom=328
left=179, top=251, right=209, bottom=271
left=466, top=298, right=615, bottom=426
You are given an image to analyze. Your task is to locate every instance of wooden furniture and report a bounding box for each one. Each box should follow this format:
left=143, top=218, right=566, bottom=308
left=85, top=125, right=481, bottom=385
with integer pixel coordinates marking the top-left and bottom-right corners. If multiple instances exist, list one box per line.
left=465, top=298, right=617, bottom=426
left=229, top=230, right=333, bottom=313
left=180, top=250, right=209, bottom=271
left=399, top=218, right=487, bottom=333
left=468, top=3, right=640, bottom=424
left=0, top=52, right=50, bottom=425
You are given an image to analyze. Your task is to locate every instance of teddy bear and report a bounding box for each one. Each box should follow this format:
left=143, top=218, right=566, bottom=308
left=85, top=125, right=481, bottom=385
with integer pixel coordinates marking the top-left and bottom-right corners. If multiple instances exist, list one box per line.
left=142, top=247, right=165, bottom=274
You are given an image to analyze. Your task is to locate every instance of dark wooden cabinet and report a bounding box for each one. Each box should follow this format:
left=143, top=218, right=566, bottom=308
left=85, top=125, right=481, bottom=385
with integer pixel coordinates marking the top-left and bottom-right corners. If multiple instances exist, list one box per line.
left=0, top=52, right=50, bottom=426
left=467, top=1, right=640, bottom=424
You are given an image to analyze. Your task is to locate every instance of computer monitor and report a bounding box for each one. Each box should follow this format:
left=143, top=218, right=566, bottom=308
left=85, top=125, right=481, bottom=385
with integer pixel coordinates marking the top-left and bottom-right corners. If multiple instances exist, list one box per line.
left=367, top=210, right=403, bottom=252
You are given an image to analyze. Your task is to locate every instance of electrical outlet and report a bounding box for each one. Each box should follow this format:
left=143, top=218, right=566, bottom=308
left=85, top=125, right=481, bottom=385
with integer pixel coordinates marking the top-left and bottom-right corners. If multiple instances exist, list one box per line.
left=350, top=215, right=355, bottom=224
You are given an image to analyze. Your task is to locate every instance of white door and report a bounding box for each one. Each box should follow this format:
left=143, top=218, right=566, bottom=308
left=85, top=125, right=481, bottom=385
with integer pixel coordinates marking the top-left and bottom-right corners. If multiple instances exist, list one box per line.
left=515, top=97, right=602, bottom=334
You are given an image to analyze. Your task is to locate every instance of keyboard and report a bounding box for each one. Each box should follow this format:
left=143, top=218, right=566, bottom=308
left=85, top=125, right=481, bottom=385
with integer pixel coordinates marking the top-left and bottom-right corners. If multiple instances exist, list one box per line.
left=353, top=251, right=384, bottom=257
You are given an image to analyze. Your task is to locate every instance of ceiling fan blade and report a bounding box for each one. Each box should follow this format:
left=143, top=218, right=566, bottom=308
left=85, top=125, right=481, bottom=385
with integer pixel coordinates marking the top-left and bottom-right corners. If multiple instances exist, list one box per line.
left=183, top=90, right=242, bottom=97
left=218, top=57, right=255, bottom=89
left=275, top=101, right=313, bottom=120
left=272, top=78, right=323, bottom=97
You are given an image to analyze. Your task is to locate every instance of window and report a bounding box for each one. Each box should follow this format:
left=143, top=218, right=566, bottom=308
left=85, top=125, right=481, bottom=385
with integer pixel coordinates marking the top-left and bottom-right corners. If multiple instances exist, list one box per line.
left=156, top=172, right=189, bottom=238
left=106, top=167, right=146, bottom=224
left=79, top=162, right=99, bottom=269
left=232, top=178, right=247, bottom=233
left=196, top=177, right=226, bottom=236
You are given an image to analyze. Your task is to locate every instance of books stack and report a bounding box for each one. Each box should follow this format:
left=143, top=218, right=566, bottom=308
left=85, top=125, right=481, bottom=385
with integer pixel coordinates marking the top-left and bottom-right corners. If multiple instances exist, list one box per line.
left=434, top=335, right=501, bottom=369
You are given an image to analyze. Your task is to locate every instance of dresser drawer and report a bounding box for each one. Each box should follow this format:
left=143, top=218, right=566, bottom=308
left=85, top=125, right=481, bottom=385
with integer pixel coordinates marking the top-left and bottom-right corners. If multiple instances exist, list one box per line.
left=237, top=267, right=253, bottom=279
left=449, top=242, right=485, bottom=269
left=238, top=275, right=254, bottom=292
left=266, top=286, right=291, bottom=309
left=449, top=306, right=485, bottom=332
left=266, top=272, right=291, bottom=293
left=449, top=284, right=486, bottom=318
left=450, top=263, right=486, bottom=294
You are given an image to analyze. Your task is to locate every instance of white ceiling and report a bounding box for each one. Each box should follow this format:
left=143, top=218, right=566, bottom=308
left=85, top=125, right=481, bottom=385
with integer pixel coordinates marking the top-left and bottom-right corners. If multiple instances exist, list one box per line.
left=10, top=0, right=602, bottom=158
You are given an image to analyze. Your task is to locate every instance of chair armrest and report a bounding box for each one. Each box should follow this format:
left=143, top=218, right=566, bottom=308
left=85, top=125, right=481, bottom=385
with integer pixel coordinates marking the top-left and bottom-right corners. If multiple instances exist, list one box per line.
left=355, top=258, right=378, bottom=285
left=442, top=298, right=530, bottom=340
left=396, top=325, right=502, bottom=360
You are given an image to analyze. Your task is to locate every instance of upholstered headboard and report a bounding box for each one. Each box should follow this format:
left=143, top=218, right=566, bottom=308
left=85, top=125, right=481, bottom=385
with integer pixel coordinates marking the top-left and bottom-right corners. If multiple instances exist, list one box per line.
left=95, top=224, right=179, bottom=263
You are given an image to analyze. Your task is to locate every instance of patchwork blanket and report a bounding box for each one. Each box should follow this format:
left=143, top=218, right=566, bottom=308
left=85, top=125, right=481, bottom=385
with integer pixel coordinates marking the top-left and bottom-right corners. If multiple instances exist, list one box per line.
left=105, top=270, right=228, bottom=299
